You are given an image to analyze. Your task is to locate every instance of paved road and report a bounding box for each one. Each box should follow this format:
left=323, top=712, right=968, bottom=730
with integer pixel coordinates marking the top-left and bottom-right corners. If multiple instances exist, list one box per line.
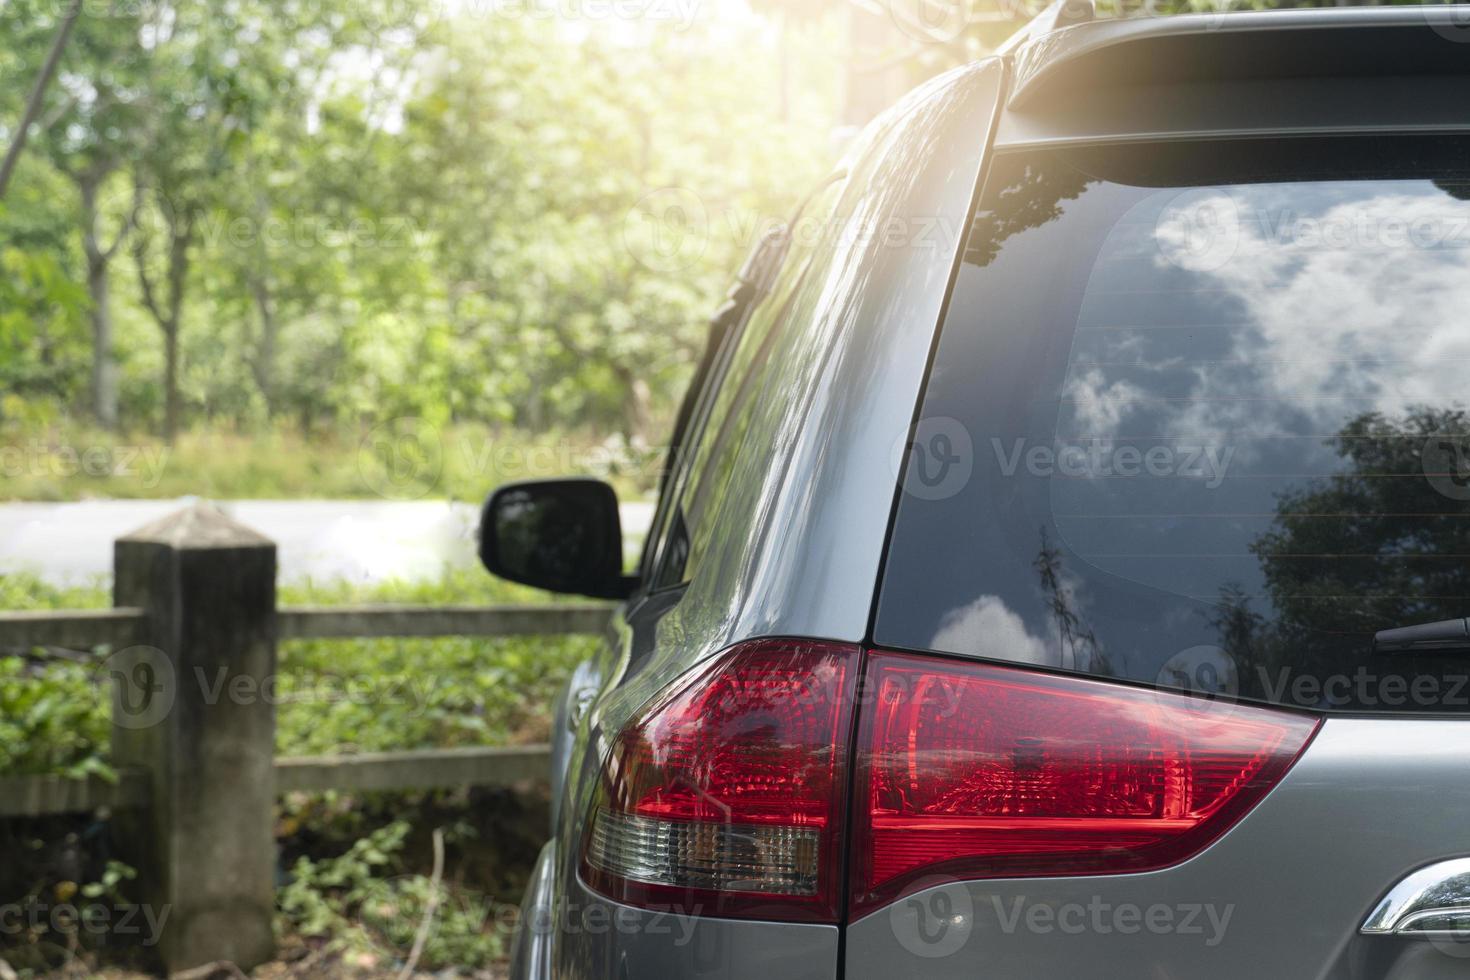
left=0, top=499, right=654, bottom=585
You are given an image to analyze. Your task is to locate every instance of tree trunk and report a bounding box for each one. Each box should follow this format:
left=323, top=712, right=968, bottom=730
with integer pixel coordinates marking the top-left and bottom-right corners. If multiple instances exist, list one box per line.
left=248, top=185, right=277, bottom=417
left=612, top=363, right=652, bottom=444
left=0, top=0, right=80, bottom=201
left=163, top=321, right=180, bottom=444
left=89, top=262, right=119, bottom=428
left=78, top=172, right=120, bottom=429
left=250, top=276, right=276, bottom=415
left=133, top=191, right=192, bottom=445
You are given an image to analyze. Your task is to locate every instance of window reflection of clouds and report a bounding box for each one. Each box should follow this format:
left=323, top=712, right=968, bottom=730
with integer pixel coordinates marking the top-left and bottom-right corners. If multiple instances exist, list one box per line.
left=1066, top=182, right=1470, bottom=451
left=1201, top=188, right=1470, bottom=427
left=1054, top=179, right=1470, bottom=600
left=931, top=594, right=1055, bottom=666
left=880, top=143, right=1470, bottom=709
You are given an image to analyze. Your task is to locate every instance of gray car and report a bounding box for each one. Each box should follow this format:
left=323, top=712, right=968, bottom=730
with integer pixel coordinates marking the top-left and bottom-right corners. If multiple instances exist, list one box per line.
left=481, top=5, right=1470, bottom=977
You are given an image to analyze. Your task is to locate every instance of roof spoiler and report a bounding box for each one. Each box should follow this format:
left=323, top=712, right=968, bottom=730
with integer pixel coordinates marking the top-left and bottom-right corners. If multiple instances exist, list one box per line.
left=1006, top=6, right=1470, bottom=112
left=995, top=0, right=1096, bottom=56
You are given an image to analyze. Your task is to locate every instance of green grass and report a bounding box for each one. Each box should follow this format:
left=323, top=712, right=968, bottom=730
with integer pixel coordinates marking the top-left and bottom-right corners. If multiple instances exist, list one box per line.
left=0, top=423, right=663, bottom=502
left=0, top=569, right=598, bottom=777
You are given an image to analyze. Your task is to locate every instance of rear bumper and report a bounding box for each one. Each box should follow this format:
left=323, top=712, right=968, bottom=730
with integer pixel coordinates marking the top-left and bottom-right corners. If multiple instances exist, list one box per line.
left=527, top=854, right=839, bottom=979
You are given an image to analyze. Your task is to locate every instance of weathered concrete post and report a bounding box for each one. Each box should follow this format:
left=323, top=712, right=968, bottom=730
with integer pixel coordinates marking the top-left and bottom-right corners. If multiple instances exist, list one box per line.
left=111, top=502, right=277, bottom=973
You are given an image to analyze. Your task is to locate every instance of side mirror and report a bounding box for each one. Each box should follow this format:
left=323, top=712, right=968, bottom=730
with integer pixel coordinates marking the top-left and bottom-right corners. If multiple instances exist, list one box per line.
left=478, top=478, right=634, bottom=599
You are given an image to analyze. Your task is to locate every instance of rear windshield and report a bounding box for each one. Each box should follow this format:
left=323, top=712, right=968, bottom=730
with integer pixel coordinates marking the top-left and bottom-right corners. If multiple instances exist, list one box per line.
left=876, top=136, right=1470, bottom=713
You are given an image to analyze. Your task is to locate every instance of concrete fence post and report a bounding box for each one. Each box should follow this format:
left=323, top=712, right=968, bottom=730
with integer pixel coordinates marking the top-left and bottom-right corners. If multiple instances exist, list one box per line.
left=111, top=502, right=278, bottom=973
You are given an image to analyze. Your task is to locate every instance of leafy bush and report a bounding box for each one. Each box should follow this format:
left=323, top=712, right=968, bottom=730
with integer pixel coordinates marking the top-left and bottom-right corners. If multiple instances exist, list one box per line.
left=278, top=820, right=514, bottom=972
left=0, top=566, right=580, bottom=971
left=0, top=568, right=596, bottom=776
left=0, top=656, right=113, bottom=780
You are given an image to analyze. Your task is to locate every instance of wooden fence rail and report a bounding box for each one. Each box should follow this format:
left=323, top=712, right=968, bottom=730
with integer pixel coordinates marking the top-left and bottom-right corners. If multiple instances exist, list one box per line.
left=277, top=602, right=611, bottom=640
left=0, top=502, right=611, bottom=975
left=0, top=607, right=148, bottom=649
left=0, top=769, right=152, bottom=818
left=0, top=746, right=556, bottom=819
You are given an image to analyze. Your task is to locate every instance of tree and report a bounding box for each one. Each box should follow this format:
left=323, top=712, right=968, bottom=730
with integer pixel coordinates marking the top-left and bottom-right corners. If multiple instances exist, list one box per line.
left=1252, top=408, right=1470, bottom=639
left=0, top=0, right=79, bottom=200
left=1204, top=407, right=1470, bottom=691
left=0, top=0, right=842, bottom=441
left=17, top=0, right=151, bottom=428
left=126, top=0, right=337, bottom=440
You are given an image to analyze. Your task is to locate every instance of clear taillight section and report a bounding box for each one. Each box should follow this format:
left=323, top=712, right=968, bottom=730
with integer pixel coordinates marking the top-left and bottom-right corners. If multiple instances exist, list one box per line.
left=581, top=639, right=858, bottom=923
left=849, top=651, right=1320, bottom=916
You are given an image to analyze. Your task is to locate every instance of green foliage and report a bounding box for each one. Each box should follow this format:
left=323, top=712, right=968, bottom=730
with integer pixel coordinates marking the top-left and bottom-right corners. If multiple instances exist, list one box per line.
left=80, top=859, right=137, bottom=901
left=0, top=654, right=113, bottom=780
left=0, top=422, right=660, bottom=501
left=276, top=571, right=599, bottom=757
left=0, top=853, right=147, bottom=974
left=277, top=820, right=512, bottom=971
left=275, top=630, right=595, bottom=756
left=0, top=0, right=839, bottom=441
left=0, top=572, right=108, bottom=611
left=4, top=0, right=1452, bottom=440
left=0, top=568, right=592, bottom=777
left=0, top=577, right=113, bottom=779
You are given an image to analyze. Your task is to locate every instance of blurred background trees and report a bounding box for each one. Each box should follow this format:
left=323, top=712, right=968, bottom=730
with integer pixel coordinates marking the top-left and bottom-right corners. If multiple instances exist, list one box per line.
left=0, top=0, right=1358, bottom=466
left=0, top=0, right=857, bottom=451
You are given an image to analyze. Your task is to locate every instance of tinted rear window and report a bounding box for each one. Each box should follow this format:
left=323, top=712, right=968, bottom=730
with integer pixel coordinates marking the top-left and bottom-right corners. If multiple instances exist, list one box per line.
left=876, top=136, right=1470, bottom=713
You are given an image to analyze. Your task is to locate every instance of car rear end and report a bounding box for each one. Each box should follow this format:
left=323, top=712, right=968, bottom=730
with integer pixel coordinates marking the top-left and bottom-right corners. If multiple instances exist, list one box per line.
left=526, top=8, right=1470, bottom=979
left=861, top=9, right=1470, bottom=979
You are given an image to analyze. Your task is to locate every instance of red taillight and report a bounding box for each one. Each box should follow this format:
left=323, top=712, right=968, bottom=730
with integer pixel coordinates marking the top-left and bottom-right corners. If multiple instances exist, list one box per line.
left=581, top=638, right=858, bottom=923
left=849, top=651, right=1320, bottom=916
left=581, top=640, right=1319, bottom=924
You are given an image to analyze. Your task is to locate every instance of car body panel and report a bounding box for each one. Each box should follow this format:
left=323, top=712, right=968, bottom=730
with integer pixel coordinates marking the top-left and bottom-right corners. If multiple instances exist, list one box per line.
left=999, top=7, right=1470, bottom=148
left=556, top=872, right=839, bottom=980
left=646, top=57, right=1006, bottom=664
left=846, top=718, right=1470, bottom=979
left=510, top=842, right=557, bottom=980
left=513, top=841, right=840, bottom=980
left=512, top=7, right=1470, bottom=978
left=1008, top=6, right=1470, bottom=109
left=513, top=57, right=1007, bottom=980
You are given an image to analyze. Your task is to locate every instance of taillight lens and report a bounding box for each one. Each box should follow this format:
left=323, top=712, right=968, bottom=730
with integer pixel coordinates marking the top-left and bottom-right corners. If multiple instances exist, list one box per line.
left=581, top=638, right=858, bottom=923
left=850, top=652, right=1319, bottom=915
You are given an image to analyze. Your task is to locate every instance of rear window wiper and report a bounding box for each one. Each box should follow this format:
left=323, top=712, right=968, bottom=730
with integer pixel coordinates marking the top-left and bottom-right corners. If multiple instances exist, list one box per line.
left=1374, top=618, right=1470, bottom=654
